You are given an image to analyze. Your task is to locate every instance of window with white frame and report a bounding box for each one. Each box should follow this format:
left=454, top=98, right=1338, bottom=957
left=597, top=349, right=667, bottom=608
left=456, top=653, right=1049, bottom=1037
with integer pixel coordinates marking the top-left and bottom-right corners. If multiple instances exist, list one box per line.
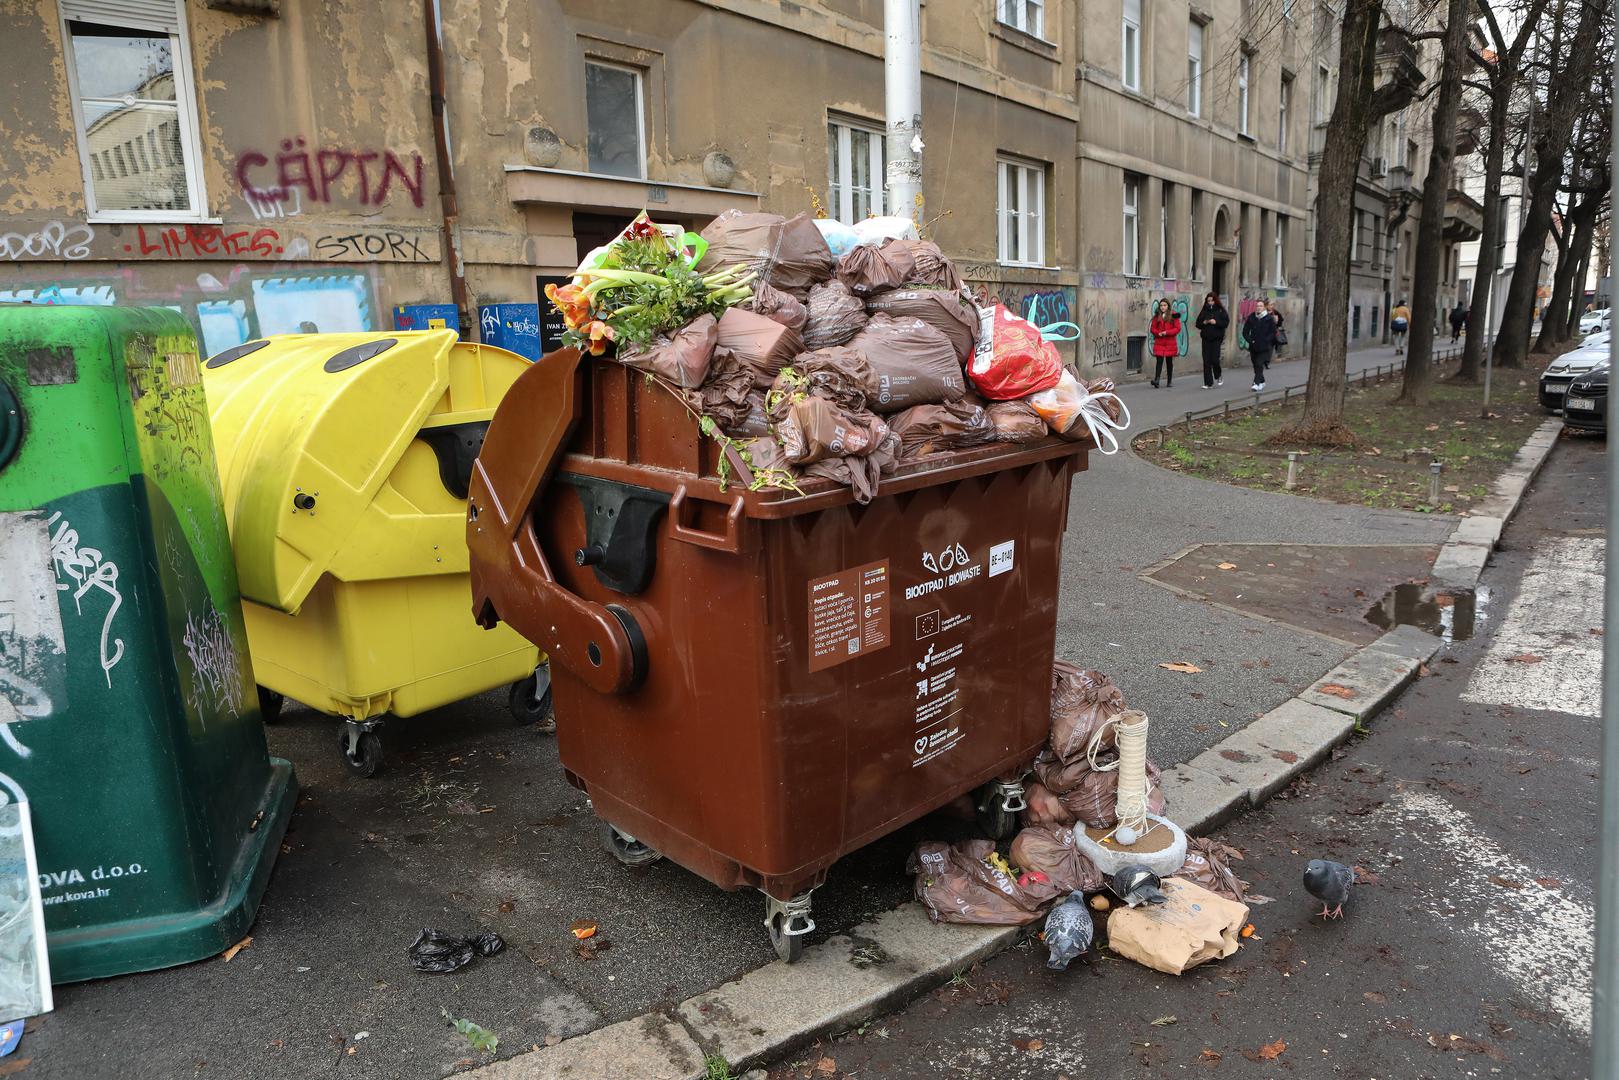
left=1351, top=209, right=1364, bottom=262
left=1187, top=21, right=1203, bottom=116
left=1188, top=189, right=1200, bottom=279
left=1315, top=63, right=1331, bottom=124
left=1122, top=174, right=1142, bottom=276
left=585, top=60, right=645, bottom=178
left=1274, top=217, right=1286, bottom=283
left=999, top=0, right=1046, bottom=38
left=61, top=0, right=206, bottom=219
left=1237, top=53, right=1251, bottom=136
left=1279, top=74, right=1292, bottom=152
left=1160, top=181, right=1174, bottom=278
left=827, top=118, right=886, bottom=225
left=1122, top=0, right=1142, bottom=92
left=997, top=157, right=1046, bottom=266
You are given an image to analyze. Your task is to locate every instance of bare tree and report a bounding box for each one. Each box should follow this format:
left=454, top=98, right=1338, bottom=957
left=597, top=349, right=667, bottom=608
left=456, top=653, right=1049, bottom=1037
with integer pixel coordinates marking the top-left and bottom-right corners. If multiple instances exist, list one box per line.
left=1535, top=94, right=1611, bottom=347
left=1288, top=4, right=1425, bottom=442
left=1398, top=0, right=1473, bottom=404
left=1491, top=0, right=1610, bottom=368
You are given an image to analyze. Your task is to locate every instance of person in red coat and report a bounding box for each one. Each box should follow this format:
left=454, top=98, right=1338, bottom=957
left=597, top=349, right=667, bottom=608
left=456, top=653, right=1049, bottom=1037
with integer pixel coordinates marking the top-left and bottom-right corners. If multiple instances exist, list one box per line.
left=1149, top=298, right=1182, bottom=388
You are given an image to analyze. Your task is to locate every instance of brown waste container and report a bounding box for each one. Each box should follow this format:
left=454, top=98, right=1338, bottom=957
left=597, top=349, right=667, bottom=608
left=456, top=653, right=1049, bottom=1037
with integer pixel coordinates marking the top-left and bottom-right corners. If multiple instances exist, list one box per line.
left=466, top=349, right=1089, bottom=961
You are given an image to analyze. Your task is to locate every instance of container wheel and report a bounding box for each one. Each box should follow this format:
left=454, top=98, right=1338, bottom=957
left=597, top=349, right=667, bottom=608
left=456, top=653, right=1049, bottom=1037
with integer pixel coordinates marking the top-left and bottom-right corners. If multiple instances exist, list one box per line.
left=340, top=729, right=383, bottom=778
left=599, top=821, right=661, bottom=867
left=768, top=913, right=804, bottom=964
left=257, top=686, right=284, bottom=724
left=976, top=782, right=1021, bottom=841
left=507, top=671, right=554, bottom=732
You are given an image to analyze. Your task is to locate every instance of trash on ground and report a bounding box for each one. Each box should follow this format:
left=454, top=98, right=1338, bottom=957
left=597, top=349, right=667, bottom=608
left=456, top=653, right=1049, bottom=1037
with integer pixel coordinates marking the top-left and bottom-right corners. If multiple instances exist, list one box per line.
left=1107, top=878, right=1249, bottom=975
left=569, top=918, right=599, bottom=940
left=408, top=928, right=506, bottom=973
left=220, top=936, right=253, bottom=962
left=441, top=1008, right=499, bottom=1054
left=0, top=1020, right=22, bottom=1058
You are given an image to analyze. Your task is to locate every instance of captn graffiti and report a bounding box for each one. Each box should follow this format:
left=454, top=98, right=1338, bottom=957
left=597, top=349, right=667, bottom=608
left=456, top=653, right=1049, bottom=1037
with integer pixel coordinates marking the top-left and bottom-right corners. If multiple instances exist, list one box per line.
left=236, top=139, right=425, bottom=208
left=45, top=512, right=124, bottom=688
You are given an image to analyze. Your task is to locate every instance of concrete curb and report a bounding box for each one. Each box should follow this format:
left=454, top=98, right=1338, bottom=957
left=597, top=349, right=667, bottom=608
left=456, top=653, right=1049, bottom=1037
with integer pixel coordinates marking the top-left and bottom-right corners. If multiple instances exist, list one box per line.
left=468, top=422, right=1558, bottom=1080
left=1431, top=417, right=1563, bottom=589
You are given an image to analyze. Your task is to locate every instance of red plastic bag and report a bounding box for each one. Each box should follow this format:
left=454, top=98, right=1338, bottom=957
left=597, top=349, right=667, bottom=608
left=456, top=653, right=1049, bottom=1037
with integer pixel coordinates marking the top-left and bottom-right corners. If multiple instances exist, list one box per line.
left=967, top=304, right=1064, bottom=400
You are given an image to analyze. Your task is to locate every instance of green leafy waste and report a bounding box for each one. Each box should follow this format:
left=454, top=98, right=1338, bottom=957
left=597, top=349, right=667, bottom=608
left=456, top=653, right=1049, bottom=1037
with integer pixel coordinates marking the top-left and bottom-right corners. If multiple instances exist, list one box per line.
left=442, top=1007, right=499, bottom=1054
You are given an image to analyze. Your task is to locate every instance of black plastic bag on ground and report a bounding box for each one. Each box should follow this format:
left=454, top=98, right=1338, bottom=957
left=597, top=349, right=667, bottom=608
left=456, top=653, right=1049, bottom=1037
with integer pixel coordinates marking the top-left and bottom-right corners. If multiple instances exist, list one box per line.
left=408, top=928, right=506, bottom=973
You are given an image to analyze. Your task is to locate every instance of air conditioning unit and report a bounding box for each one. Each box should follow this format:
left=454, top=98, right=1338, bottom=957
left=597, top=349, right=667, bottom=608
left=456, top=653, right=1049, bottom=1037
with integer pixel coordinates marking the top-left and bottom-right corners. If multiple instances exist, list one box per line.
left=1372, top=157, right=1390, bottom=177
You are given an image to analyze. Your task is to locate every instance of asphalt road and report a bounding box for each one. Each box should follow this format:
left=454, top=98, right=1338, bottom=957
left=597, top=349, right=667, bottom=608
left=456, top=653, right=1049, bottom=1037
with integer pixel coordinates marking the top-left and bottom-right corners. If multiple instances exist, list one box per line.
left=768, top=428, right=1605, bottom=1080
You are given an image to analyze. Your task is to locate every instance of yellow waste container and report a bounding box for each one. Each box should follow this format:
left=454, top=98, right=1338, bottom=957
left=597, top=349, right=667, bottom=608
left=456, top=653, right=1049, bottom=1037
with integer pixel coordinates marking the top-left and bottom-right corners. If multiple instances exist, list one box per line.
left=202, top=330, right=545, bottom=776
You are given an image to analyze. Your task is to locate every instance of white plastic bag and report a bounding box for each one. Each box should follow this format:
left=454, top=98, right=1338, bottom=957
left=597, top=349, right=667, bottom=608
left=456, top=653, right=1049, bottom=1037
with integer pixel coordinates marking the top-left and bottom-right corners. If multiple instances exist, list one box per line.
left=851, top=215, right=920, bottom=245
left=812, top=218, right=861, bottom=258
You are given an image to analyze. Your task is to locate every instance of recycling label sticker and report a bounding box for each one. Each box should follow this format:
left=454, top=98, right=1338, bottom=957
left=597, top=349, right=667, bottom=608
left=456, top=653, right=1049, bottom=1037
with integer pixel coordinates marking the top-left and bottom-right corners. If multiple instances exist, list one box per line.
left=807, top=560, right=890, bottom=673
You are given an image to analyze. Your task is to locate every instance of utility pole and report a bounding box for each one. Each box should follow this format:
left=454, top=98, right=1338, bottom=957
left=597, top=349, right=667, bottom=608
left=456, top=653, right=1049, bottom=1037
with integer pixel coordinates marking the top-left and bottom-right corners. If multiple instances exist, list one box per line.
left=883, top=0, right=924, bottom=228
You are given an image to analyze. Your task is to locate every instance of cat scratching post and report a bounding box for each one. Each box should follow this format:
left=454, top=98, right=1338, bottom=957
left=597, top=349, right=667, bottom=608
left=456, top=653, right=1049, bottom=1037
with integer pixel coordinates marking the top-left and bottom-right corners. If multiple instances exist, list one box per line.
left=1073, top=709, right=1187, bottom=877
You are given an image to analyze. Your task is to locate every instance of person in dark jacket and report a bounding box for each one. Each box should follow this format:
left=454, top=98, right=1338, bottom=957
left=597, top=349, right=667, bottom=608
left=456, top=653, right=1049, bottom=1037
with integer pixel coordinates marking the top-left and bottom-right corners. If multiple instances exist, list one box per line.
left=1242, top=299, right=1278, bottom=390
left=1266, top=305, right=1285, bottom=368
left=1449, top=302, right=1468, bottom=342
left=1195, top=292, right=1229, bottom=388
left=1149, top=298, right=1182, bottom=387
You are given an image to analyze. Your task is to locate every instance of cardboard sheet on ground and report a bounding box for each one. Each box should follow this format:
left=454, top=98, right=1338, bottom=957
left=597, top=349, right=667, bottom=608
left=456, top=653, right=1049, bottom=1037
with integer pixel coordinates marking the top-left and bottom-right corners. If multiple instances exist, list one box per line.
left=1107, top=878, right=1247, bottom=975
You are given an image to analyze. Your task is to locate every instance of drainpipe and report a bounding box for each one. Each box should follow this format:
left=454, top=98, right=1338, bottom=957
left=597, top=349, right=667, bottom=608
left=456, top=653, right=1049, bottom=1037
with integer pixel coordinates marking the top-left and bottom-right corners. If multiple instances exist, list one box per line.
left=883, top=0, right=923, bottom=228
left=425, top=0, right=474, bottom=340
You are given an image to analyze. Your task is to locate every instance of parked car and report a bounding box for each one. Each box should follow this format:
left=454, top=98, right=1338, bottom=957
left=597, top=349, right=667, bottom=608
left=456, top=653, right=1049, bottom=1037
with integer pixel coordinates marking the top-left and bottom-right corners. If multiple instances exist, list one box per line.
left=1563, top=363, right=1607, bottom=433
left=1579, top=308, right=1611, bottom=334
left=1540, top=346, right=1610, bottom=410
left=1584, top=329, right=1611, bottom=348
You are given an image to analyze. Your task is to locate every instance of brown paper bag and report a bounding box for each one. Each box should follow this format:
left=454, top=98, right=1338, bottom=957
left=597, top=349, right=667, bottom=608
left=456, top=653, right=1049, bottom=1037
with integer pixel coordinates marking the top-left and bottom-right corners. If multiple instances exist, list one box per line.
left=1107, top=878, right=1248, bottom=975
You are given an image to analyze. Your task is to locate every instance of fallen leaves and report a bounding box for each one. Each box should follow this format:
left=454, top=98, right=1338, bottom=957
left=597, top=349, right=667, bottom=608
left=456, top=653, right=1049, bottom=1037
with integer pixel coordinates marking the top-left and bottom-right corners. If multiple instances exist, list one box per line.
left=1199, top=1049, right=1222, bottom=1063
left=1352, top=866, right=1381, bottom=885
left=1012, top=1037, right=1045, bottom=1053
left=498, top=899, right=516, bottom=914
left=1427, top=1032, right=1507, bottom=1061
left=814, top=1055, right=838, bottom=1075
left=1504, top=653, right=1544, bottom=664
left=1160, top=662, right=1203, bottom=673
left=1242, top=1038, right=1287, bottom=1062
left=1534, top=877, right=1564, bottom=889
left=221, top=935, right=253, bottom=962
left=1364, top=991, right=1387, bottom=1004
left=1217, top=562, right=1239, bottom=571
left=1488, top=875, right=1524, bottom=890
left=1151, top=1015, right=1179, bottom=1026
left=1317, top=683, right=1358, bottom=699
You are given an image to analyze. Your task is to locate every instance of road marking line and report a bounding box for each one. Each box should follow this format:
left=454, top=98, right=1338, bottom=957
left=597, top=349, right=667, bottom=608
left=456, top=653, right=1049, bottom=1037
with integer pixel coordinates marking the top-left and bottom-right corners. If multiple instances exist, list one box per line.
left=1378, top=789, right=1592, bottom=1037
left=1461, top=536, right=1605, bottom=719
left=1411, top=737, right=1599, bottom=772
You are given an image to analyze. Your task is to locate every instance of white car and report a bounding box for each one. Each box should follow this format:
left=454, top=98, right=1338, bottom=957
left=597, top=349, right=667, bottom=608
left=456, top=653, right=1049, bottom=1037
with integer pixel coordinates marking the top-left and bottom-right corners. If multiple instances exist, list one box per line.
left=1541, top=345, right=1610, bottom=410
left=1579, top=308, right=1610, bottom=334
left=1584, top=329, right=1610, bottom=348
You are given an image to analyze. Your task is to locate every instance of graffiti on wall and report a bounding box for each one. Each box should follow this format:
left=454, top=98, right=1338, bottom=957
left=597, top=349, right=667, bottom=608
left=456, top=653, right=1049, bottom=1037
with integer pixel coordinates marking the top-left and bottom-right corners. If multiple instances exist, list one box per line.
left=1082, top=297, right=1122, bottom=367
left=0, top=223, right=94, bottom=262
left=0, top=220, right=438, bottom=265
left=236, top=139, right=426, bottom=209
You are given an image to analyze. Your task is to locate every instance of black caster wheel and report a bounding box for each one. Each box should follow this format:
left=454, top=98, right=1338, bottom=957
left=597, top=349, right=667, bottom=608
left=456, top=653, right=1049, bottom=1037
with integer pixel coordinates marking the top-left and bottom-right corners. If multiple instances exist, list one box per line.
left=768, top=913, right=804, bottom=964
left=600, top=820, right=661, bottom=867
left=976, top=784, right=1020, bottom=841
left=257, top=686, right=284, bottom=723
left=340, top=728, right=383, bottom=778
left=508, top=671, right=554, bottom=731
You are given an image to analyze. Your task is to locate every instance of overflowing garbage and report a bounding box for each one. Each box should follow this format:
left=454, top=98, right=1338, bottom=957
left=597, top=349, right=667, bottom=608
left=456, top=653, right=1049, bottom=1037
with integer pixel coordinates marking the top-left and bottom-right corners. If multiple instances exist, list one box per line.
left=909, top=663, right=1256, bottom=976
left=543, top=210, right=1128, bottom=504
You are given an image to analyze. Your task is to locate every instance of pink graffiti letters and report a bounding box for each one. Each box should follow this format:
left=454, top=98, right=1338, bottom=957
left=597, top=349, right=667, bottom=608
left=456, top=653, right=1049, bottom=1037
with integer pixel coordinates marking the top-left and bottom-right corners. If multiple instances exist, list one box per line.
left=236, top=138, right=425, bottom=208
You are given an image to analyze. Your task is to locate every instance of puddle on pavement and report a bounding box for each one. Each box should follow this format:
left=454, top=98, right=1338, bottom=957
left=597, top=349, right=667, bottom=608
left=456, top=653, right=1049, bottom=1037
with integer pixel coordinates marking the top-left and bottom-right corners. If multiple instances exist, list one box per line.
left=1365, top=583, right=1490, bottom=643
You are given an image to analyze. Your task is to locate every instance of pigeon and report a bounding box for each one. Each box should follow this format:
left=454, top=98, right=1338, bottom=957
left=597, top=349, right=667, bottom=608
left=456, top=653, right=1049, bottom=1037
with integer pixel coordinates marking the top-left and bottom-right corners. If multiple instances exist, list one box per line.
left=1304, top=859, right=1354, bottom=919
left=1109, top=864, right=1168, bottom=908
left=1043, top=892, right=1093, bottom=970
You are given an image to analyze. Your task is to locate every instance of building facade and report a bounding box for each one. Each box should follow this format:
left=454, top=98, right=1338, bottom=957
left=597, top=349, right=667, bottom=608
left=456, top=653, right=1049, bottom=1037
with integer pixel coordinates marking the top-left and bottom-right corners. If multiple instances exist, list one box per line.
left=0, top=0, right=1338, bottom=378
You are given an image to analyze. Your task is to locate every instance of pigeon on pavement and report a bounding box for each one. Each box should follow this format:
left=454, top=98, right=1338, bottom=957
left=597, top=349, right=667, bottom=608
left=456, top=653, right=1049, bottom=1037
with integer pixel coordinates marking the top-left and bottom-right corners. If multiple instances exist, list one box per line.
left=1109, top=864, right=1168, bottom=908
left=1043, top=892, right=1093, bottom=970
left=1303, top=859, right=1354, bottom=919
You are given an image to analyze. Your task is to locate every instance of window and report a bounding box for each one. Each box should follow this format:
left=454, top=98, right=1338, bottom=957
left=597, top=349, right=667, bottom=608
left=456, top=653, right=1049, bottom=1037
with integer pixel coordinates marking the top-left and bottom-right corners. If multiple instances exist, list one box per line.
left=585, top=60, right=645, bottom=178
left=61, top=2, right=205, bottom=219
left=1160, top=182, right=1174, bottom=278
left=1279, top=75, right=1292, bottom=152
left=997, top=157, right=1046, bottom=266
left=1122, top=174, right=1142, bottom=275
left=1274, top=217, right=1286, bottom=283
left=1187, top=21, right=1204, bottom=116
left=827, top=118, right=886, bottom=225
left=1371, top=214, right=1381, bottom=267
left=1315, top=64, right=1331, bottom=124
left=1122, top=0, right=1142, bottom=92
left=1237, top=54, right=1251, bottom=136
left=999, top=0, right=1045, bottom=38
left=1188, top=189, right=1200, bottom=278
left=1351, top=209, right=1364, bottom=262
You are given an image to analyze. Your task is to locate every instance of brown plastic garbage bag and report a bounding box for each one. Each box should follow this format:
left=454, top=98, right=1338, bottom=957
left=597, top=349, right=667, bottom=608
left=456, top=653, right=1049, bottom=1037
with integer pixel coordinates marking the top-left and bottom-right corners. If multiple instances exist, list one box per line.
left=908, top=840, right=1050, bottom=926
left=1032, top=748, right=1165, bottom=829
left=804, top=427, right=900, bottom=505
left=746, top=280, right=808, bottom=332
left=1178, top=838, right=1257, bottom=905
left=1108, top=878, right=1248, bottom=975
left=1010, top=825, right=1106, bottom=894
left=691, top=347, right=753, bottom=432
left=697, top=210, right=834, bottom=297
left=865, top=288, right=978, bottom=361
left=717, top=306, right=804, bottom=389
left=803, top=280, right=868, bottom=349
left=837, top=240, right=914, bottom=298
left=775, top=347, right=876, bottom=413
left=775, top=394, right=890, bottom=466
left=617, top=314, right=717, bottom=389
left=1050, top=664, right=1127, bottom=761
left=850, top=314, right=967, bottom=412
left=887, top=400, right=996, bottom=459
left=986, top=400, right=1048, bottom=443
left=725, top=391, right=771, bottom=437
left=888, top=238, right=966, bottom=292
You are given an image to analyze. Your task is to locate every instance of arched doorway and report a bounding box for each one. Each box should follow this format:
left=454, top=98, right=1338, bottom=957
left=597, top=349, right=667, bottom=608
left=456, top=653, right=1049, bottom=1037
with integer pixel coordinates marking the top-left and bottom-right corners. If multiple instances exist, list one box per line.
left=1212, top=205, right=1236, bottom=301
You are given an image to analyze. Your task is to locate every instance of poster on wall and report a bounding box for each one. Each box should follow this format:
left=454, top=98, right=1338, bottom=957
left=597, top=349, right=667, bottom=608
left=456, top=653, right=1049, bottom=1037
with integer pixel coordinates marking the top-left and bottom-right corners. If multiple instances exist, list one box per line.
left=392, top=304, right=460, bottom=332
left=535, top=276, right=571, bottom=355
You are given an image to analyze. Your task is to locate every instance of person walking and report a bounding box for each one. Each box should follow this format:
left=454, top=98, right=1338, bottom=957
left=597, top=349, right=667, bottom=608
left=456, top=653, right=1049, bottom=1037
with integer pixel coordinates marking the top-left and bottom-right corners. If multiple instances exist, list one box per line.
left=1242, top=299, right=1278, bottom=391
left=1391, top=300, right=1411, bottom=353
left=1266, top=304, right=1285, bottom=369
left=1149, top=299, right=1182, bottom=388
left=1449, top=302, right=1467, bottom=343
left=1195, top=292, right=1229, bottom=388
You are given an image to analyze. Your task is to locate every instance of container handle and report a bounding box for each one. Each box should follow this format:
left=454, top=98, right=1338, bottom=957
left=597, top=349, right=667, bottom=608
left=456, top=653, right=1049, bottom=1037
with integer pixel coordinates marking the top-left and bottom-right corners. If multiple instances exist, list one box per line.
left=668, top=486, right=744, bottom=554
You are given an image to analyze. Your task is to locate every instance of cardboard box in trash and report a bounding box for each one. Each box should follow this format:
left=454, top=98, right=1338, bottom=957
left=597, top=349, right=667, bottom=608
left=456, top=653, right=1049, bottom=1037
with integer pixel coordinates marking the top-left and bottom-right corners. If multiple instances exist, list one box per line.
left=1108, top=878, right=1248, bottom=975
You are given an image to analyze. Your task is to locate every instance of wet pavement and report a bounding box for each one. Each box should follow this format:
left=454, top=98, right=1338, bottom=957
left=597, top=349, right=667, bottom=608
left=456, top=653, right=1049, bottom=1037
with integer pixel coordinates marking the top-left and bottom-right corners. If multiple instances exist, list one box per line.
left=764, top=430, right=1604, bottom=1080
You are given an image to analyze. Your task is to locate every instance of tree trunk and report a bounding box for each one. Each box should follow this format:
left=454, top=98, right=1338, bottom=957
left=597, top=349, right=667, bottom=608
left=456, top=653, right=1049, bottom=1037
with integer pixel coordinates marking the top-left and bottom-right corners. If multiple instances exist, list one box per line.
left=1457, top=102, right=1510, bottom=383
left=1536, top=224, right=1580, bottom=350
left=1290, top=0, right=1408, bottom=442
left=1493, top=0, right=1607, bottom=368
left=1566, top=233, right=1595, bottom=336
left=1398, top=0, right=1470, bottom=404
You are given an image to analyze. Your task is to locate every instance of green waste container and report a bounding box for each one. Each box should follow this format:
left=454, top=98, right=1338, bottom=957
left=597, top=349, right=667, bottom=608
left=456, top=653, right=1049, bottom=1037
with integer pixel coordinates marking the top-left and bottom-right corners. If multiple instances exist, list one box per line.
left=0, top=305, right=297, bottom=983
